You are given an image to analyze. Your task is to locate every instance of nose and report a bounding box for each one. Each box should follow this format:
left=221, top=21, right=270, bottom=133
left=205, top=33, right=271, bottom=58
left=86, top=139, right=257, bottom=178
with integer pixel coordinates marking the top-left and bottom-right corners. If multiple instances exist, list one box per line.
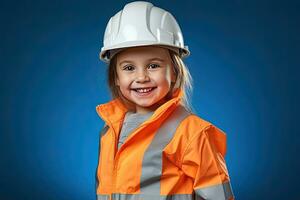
left=135, top=69, right=150, bottom=83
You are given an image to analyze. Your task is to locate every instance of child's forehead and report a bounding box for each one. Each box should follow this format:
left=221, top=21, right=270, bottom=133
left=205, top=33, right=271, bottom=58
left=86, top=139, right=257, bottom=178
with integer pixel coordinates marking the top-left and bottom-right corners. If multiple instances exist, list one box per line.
left=116, top=46, right=171, bottom=62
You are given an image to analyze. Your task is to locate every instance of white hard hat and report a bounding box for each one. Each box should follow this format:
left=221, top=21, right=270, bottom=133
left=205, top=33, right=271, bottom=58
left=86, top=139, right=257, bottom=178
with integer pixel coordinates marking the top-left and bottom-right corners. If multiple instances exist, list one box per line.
left=99, top=1, right=190, bottom=63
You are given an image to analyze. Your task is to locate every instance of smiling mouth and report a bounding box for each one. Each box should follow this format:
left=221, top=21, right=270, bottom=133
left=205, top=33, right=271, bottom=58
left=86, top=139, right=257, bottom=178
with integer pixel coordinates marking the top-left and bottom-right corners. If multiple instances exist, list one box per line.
left=132, top=87, right=156, bottom=93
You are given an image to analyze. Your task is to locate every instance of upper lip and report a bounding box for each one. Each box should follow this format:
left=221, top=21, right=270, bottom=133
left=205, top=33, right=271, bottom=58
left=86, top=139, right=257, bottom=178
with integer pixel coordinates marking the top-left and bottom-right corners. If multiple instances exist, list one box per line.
left=131, top=87, right=156, bottom=90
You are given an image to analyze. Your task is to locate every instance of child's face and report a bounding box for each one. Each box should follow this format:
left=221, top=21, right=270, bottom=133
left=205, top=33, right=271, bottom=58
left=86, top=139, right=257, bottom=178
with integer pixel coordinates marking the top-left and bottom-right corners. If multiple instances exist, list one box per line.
left=116, top=46, right=176, bottom=113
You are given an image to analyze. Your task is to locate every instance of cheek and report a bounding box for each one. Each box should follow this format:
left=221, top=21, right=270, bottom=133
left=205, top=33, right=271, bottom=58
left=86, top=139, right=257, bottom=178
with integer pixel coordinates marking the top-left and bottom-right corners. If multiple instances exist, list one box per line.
left=117, top=75, right=131, bottom=88
left=154, top=69, right=172, bottom=85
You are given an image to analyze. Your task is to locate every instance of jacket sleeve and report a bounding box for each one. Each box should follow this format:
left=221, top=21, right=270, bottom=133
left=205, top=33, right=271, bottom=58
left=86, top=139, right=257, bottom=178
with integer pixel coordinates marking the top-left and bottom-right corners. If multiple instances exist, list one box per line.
left=181, top=125, right=234, bottom=200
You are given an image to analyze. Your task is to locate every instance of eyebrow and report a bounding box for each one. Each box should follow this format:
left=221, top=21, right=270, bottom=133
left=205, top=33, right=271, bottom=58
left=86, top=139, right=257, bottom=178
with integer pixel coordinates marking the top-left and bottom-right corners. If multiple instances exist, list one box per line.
left=119, top=58, right=165, bottom=66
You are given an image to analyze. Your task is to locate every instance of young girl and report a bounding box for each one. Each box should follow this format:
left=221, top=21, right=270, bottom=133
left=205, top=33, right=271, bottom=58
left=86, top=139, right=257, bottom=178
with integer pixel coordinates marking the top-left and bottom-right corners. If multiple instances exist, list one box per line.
left=95, top=1, right=234, bottom=200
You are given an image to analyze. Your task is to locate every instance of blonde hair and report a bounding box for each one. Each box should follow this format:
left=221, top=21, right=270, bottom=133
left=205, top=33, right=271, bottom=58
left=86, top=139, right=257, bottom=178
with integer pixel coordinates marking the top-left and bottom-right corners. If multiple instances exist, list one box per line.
left=107, top=48, right=193, bottom=111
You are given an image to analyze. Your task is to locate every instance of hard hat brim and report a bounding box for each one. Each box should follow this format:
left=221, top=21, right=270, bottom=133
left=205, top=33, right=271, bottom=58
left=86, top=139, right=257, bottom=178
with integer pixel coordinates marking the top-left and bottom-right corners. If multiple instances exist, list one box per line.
left=99, top=42, right=190, bottom=63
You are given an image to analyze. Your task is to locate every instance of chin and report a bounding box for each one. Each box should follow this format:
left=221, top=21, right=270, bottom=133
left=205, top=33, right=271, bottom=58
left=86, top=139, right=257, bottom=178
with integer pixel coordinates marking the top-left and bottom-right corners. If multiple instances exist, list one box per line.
left=135, top=102, right=154, bottom=108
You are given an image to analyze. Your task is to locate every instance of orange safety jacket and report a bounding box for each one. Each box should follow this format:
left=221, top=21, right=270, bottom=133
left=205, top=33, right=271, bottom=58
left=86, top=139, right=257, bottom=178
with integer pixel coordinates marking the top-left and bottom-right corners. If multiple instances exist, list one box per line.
left=95, top=90, right=234, bottom=200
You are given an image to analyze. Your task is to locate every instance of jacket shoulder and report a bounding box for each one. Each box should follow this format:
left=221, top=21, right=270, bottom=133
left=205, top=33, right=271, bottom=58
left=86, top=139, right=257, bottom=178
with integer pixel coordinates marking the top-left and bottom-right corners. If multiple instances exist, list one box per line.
left=163, top=114, right=212, bottom=165
left=177, top=114, right=216, bottom=142
left=164, top=114, right=227, bottom=155
left=179, top=114, right=227, bottom=156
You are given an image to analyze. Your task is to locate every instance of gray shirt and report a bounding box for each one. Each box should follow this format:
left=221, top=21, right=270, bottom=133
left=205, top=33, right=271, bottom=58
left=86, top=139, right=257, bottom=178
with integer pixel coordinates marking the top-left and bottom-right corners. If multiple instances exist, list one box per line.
left=118, top=111, right=154, bottom=149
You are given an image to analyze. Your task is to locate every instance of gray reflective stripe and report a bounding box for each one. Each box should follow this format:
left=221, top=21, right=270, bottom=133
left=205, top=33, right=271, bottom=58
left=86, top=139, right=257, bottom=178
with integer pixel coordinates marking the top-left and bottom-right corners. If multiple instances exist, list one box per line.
left=97, top=194, right=110, bottom=200
left=110, top=193, right=194, bottom=200
left=100, top=125, right=109, bottom=137
left=140, top=106, right=191, bottom=194
left=195, top=181, right=234, bottom=200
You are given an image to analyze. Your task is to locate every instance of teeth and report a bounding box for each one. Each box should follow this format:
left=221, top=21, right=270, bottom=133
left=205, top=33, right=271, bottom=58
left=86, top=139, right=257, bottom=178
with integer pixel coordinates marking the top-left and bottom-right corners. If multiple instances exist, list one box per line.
left=136, top=88, right=153, bottom=93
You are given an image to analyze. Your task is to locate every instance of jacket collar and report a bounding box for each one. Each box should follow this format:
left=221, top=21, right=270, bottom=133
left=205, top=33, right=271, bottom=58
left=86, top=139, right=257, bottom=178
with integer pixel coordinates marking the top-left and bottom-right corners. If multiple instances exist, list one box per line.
left=96, top=89, right=184, bottom=127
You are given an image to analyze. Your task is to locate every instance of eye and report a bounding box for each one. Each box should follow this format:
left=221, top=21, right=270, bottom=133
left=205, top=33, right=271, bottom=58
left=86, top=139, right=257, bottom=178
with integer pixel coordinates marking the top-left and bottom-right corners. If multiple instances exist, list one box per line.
left=148, top=63, right=160, bottom=69
left=123, top=65, right=135, bottom=71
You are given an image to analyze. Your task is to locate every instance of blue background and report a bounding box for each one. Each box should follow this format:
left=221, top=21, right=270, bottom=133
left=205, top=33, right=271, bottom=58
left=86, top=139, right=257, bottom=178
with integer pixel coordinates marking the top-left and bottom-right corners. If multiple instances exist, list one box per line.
left=1, top=0, right=299, bottom=199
